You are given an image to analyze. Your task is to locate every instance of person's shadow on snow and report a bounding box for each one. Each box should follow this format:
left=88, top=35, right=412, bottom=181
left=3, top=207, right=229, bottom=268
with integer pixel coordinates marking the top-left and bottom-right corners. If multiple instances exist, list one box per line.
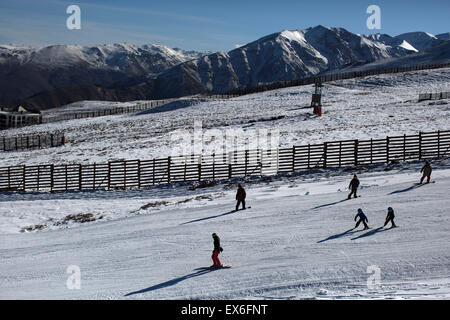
left=124, top=268, right=219, bottom=297
left=317, top=228, right=357, bottom=243
left=311, top=199, right=349, bottom=210
left=180, top=210, right=237, bottom=225
left=351, top=227, right=390, bottom=240
left=389, top=183, right=424, bottom=195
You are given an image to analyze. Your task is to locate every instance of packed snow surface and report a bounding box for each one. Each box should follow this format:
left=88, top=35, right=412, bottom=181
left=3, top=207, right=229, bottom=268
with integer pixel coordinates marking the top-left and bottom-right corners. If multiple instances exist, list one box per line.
left=0, top=66, right=449, bottom=300
left=0, top=158, right=449, bottom=299
left=1, top=68, right=449, bottom=166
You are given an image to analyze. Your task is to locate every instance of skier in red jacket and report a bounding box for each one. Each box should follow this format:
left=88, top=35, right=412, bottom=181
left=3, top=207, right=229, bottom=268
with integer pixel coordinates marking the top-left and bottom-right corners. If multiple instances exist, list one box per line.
left=211, top=233, right=223, bottom=268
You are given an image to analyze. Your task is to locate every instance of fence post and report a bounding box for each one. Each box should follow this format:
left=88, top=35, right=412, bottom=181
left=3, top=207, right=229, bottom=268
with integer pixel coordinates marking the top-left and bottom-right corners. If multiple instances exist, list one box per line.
left=198, top=156, right=202, bottom=182
left=212, top=153, right=216, bottom=180
left=153, top=159, right=156, bottom=185
left=123, top=161, right=127, bottom=190
left=437, top=130, right=441, bottom=158
left=386, top=136, right=390, bottom=164
left=402, top=134, right=406, bottom=161
left=93, top=163, right=97, bottom=190
left=292, top=146, right=296, bottom=172
left=49, top=164, right=54, bottom=192
left=368, top=139, right=372, bottom=164
left=79, top=164, right=82, bottom=190
left=228, top=152, right=232, bottom=179
left=419, top=132, right=422, bottom=160
left=307, top=144, right=311, bottom=169
left=245, top=150, right=249, bottom=176
left=323, top=142, right=327, bottom=168
left=354, top=140, right=359, bottom=166
left=167, top=157, right=171, bottom=184
left=38, top=165, right=41, bottom=191
left=23, top=165, right=26, bottom=191
left=137, top=160, right=141, bottom=188
left=108, top=161, right=111, bottom=190
left=7, top=167, right=11, bottom=189
left=65, top=165, right=68, bottom=191
left=183, top=157, right=187, bottom=182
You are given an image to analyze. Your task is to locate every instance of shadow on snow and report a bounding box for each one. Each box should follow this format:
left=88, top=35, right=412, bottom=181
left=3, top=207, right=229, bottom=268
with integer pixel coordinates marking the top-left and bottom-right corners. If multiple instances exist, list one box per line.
left=351, top=227, right=393, bottom=240
left=124, top=268, right=219, bottom=297
left=388, top=183, right=424, bottom=195
left=180, top=209, right=239, bottom=225
left=311, top=198, right=349, bottom=210
left=317, top=228, right=357, bottom=243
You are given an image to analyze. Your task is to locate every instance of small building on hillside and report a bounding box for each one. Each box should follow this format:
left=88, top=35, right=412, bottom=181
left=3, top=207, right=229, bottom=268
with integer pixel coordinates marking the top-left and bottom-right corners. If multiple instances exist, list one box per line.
left=0, top=106, right=42, bottom=130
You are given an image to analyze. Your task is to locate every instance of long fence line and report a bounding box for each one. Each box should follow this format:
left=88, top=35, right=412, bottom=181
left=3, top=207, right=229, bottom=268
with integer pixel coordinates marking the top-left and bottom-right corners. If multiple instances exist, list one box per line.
left=1, top=130, right=449, bottom=192
left=226, top=62, right=450, bottom=96
left=418, top=92, right=450, bottom=102
left=41, top=99, right=175, bottom=124
left=0, top=132, right=65, bottom=152
left=40, top=94, right=241, bottom=125
left=4, top=62, right=448, bottom=130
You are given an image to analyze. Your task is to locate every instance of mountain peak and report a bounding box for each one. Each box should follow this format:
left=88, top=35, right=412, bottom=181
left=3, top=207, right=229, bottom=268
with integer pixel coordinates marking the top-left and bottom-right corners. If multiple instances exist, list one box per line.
left=395, top=32, right=442, bottom=51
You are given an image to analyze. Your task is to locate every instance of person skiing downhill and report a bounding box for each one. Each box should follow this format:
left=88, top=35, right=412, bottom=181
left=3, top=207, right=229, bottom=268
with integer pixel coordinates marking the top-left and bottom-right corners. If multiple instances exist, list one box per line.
left=236, top=184, right=246, bottom=210
left=354, top=208, right=369, bottom=230
left=348, top=175, right=360, bottom=199
left=384, top=207, right=397, bottom=228
left=420, top=161, right=432, bottom=184
left=211, top=233, right=223, bottom=268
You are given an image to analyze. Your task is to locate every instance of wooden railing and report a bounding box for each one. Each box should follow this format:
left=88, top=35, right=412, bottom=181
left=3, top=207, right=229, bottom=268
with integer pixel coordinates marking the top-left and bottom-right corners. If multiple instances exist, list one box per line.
left=226, top=63, right=450, bottom=96
left=0, top=132, right=65, bottom=152
left=418, top=92, right=450, bottom=101
left=1, top=130, right=449, bottom=192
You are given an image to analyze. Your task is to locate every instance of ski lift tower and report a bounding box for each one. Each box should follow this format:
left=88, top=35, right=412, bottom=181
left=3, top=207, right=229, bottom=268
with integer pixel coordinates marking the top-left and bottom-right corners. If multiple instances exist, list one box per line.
left=311, top=81, right=323, bottom=116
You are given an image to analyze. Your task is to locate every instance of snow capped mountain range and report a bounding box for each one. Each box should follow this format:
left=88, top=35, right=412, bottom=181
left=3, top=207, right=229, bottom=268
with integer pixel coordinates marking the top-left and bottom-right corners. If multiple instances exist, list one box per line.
left=0, top=43, right=203, bottom=73
left=0, top=43, right=204, bottom=105
left=1, top=25, right=449, bottom=110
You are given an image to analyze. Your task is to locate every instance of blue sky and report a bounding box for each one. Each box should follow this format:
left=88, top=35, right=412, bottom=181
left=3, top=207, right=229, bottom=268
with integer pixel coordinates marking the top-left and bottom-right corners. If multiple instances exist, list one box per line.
left=0, top=0, right=449, bottom=51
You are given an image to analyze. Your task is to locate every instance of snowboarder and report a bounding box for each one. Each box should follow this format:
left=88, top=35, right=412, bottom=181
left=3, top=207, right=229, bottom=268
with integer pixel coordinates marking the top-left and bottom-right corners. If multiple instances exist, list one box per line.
left=348, top=175, right=360, bottom=199
left=383, top=207, right=397, bottom=228
left=419, top=161, right=432, bottom=184
left=354, top=208, right=369, bottom=230
left=211, top=233, right=223, bottom=268
left=235, top=184, right=246, bottom=210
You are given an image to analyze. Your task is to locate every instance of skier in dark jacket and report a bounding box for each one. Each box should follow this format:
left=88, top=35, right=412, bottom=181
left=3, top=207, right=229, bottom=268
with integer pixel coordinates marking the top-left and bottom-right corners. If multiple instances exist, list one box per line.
left=354, top=208, right=369, bottom=230
left=348, top=175, right=360, bottom=199
left=420, top=161, right=432, bottom=184
left=383, top=207, right=397, bottom=228
left=235, top=184, right=246, bottom=210
left=211, top=233, right=223, bottom=267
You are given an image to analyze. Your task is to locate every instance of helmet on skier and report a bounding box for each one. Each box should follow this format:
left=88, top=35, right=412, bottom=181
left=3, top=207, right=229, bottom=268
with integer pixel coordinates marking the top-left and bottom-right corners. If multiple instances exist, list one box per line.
left=388, top=207, right=393, bottom=212
left=212, top=233, right=217, bottom=237
left=357, top=208, right=363, bottom=214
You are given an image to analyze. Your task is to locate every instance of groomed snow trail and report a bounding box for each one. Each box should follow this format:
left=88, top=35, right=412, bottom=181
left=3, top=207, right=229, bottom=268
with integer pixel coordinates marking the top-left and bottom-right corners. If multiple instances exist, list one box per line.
left=1, top=162, right=449, bottom=299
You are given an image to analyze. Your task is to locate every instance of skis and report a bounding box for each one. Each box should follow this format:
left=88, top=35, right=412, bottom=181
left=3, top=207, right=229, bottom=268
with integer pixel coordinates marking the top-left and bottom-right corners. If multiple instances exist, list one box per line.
left=213, top=265, right=231, bottom=269
left=234, top=206, right=251, bottom=211
left=195, top=265, right=231, bottom=271
left=194, top=264, right=231, bottom=270
left=415, top=181, right=435, bottom=185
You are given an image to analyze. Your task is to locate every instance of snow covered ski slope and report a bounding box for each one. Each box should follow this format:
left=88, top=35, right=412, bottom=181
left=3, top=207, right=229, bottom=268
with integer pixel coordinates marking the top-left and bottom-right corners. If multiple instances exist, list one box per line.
left=1, top=159, right=449, bottom=299
left=1, top=67, right=449, bottom=167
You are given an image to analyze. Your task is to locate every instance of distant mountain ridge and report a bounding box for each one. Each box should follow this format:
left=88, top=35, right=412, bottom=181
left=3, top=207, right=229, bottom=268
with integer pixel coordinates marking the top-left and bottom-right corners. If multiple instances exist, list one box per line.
left=0, top=43, right=204, bottom=107
left=1, top=26, right=449, bottom=111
